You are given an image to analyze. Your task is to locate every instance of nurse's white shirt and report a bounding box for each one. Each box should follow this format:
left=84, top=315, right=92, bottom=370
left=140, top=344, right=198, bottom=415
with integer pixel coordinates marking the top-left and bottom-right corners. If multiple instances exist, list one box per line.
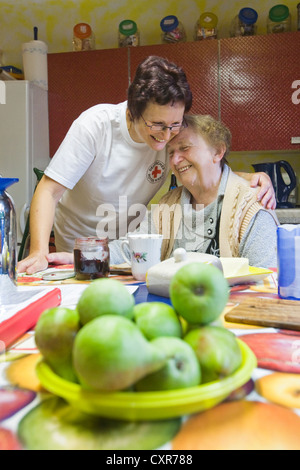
left=45, top=101, right=169, bottom=252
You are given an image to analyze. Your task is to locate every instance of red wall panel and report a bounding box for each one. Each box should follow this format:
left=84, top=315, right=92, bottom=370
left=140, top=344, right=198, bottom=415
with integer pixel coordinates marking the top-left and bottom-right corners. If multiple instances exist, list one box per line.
left=47, top=48, right=128, bottom=156
left=47, top=33, right=300, bottom=155
left=220, top=32, right=300, bottom=151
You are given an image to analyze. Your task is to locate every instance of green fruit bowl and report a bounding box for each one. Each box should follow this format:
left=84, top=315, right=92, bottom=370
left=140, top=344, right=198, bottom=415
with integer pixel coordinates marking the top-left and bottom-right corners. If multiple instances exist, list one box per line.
left=36, top=339, right=256, bottom=422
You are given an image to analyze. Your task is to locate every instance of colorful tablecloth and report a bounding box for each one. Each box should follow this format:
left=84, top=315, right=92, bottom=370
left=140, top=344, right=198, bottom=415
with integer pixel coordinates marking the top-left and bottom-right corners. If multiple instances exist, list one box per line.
left=1, top=268, right=300, bottom=450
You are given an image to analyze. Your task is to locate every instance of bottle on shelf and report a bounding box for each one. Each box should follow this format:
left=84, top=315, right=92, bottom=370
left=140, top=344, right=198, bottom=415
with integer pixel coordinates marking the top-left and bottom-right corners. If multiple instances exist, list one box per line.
left=194, top=12, right=218, bottom=40
left=230, top=7, right=258, bottom=37
left=297, top=3, right=300, bottom=30
left=160, top=15, right=186, bottom=44
left=267, top=4, right=291, bottom=34
left=73, top=23, right=95, bottom=51
left=118, top=20, right=140, bottom=47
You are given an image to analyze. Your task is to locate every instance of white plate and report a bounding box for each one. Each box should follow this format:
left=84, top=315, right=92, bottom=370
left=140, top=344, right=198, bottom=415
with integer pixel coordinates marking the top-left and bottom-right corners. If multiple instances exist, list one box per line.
left=226, top=266, right=273, bottom=286
left=42, top=270, right=75, bottom=281
left=110, top=263, right=131, bottom=274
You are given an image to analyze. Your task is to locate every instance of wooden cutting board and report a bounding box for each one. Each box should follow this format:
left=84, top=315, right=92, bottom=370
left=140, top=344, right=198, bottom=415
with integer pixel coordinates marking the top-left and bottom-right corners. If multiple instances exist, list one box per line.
left=225, top=297, right=300, bottom=330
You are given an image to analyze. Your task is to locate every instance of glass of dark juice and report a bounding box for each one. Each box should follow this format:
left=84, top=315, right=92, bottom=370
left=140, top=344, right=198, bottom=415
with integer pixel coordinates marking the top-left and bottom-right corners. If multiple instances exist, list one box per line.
left=74, top=237, right=110, bottom=280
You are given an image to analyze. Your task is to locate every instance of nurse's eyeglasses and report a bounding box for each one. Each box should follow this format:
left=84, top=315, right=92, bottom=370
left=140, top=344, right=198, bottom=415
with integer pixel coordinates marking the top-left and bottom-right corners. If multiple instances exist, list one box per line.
left=141, top=115, right=187, bottom=133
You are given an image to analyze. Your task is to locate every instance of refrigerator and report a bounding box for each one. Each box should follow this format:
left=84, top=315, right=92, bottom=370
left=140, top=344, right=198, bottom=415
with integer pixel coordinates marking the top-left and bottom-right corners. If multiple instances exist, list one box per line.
left=0, top=80, right=50, bottom=245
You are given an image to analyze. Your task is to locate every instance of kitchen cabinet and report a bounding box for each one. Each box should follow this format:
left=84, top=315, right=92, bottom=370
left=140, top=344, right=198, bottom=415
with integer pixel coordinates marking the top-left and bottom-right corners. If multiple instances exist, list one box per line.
left=220, top=32, right=300, bottom=151
left=47, top=48, right=128, bottom=156
left=47, top=31, right=300, bottom=155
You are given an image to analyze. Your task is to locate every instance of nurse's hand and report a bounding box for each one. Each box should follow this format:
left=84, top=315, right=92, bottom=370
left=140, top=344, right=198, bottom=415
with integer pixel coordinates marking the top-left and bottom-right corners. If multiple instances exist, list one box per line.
left=17, top=252, right=49, bottom=275
left=250, top=172, right=276, bottom=210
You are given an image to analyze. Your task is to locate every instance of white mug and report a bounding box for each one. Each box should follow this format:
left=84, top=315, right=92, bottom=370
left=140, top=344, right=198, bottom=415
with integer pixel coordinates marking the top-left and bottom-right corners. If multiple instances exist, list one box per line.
left=120, top=234, right=163, bottom=281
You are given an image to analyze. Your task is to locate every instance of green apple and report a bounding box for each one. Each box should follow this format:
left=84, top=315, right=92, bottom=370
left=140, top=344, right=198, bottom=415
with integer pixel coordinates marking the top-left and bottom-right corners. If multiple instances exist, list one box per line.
left=169, top=262, right=229, bottom=325
left=35, top=307, right=80, bottom=382
left=73, top=315, right=167, bottom=391
left=184, top=325, right=242, bottom=383
left=133, top=302, right=182, bottom=340
left=135, top=336, right=201, bottom=392
left=76, top=278, right=135, bottom=325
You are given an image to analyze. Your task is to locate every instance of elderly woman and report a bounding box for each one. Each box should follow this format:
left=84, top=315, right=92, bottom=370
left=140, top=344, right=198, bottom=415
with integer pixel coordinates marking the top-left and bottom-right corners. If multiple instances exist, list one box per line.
left=110, top=114, right=279, bottom=268
left=47, top=114, right=279, bottom=268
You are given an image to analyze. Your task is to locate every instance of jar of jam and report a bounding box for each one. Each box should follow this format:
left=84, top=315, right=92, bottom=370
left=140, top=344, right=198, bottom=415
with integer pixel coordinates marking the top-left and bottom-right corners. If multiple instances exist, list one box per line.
left=74, top=237, right=110, bottom=280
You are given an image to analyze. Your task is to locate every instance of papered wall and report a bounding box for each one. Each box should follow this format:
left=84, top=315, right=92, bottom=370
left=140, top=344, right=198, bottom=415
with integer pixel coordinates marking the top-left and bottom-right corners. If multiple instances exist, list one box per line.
left=0, top=0, right=299, bottom=68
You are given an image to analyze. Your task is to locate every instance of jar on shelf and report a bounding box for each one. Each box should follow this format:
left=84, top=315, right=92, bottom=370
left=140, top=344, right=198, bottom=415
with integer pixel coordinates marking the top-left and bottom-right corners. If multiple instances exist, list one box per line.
left=73, top=23, right=95, bottom=51
left=118, top=20, right=140, bottom=47
left=267, top=4, right=291, bottom=33
left=194, top=12, right=218, bottom=40
left=74, top=237, right=110, bottom=280
left=230, top=7, right=258, bottom=37
left=160, top=15, right=186, bottom=44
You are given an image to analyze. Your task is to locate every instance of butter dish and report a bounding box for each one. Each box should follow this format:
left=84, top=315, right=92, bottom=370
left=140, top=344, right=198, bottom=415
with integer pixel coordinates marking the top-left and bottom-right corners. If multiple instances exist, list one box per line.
left=146, top=248, right=263, bottom=297
left=146, top=248, right=223, bottom=297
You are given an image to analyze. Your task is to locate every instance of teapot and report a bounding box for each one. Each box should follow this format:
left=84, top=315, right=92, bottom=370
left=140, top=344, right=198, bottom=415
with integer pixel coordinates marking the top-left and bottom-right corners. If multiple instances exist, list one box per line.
left=252, top=161, right=297, bottom=208
left=0, top=178, right=19, bottom=286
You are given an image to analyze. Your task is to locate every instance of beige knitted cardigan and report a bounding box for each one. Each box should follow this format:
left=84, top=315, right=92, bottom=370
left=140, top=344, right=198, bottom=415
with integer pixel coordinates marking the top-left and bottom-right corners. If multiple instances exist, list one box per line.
left=152, top=169, right=279, bottom=260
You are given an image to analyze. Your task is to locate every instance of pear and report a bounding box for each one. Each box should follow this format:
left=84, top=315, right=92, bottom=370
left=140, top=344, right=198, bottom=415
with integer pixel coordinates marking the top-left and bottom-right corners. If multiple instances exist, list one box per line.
left=184, top=325, right=242, bottom=383
left=133, top=302, right=182, bottom=340
left=135, top=337, right=201, bottom=392
left=35, top=307, right=81, bottom=382
left=76, top=278, right=135, bottom=325
left=72, top=315, right=167, bottom=391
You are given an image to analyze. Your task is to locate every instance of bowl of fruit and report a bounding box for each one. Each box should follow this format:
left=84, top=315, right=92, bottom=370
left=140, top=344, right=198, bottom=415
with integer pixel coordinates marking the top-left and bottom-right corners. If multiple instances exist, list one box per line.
left=35, top=264, right=257, bottom=421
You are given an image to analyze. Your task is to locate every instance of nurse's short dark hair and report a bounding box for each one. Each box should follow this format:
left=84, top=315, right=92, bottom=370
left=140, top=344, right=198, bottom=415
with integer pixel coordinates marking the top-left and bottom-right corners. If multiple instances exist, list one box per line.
left=127, top=56, right=193, bottom=120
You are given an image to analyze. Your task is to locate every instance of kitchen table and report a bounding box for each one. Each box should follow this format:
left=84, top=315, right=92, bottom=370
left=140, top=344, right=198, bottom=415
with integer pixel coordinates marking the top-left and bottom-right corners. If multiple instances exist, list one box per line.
left=1, top=267, right=300, bottom=450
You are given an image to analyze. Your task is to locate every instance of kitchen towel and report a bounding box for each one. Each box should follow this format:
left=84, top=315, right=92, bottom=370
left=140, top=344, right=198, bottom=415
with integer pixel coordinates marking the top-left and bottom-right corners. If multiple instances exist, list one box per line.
left=22, top=40, right=48, bottom=90
left=277, top=224, right=300, bottom=300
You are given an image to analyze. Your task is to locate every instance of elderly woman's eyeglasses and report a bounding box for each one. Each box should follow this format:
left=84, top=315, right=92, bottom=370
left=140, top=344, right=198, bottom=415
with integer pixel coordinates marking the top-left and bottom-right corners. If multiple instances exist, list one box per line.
left=141, top=115, right=187, bottom=133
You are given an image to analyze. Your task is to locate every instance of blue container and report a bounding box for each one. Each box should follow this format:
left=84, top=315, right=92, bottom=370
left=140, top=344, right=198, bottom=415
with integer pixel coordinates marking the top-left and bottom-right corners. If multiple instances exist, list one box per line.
left=277, top=225, right=300, bottom=300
